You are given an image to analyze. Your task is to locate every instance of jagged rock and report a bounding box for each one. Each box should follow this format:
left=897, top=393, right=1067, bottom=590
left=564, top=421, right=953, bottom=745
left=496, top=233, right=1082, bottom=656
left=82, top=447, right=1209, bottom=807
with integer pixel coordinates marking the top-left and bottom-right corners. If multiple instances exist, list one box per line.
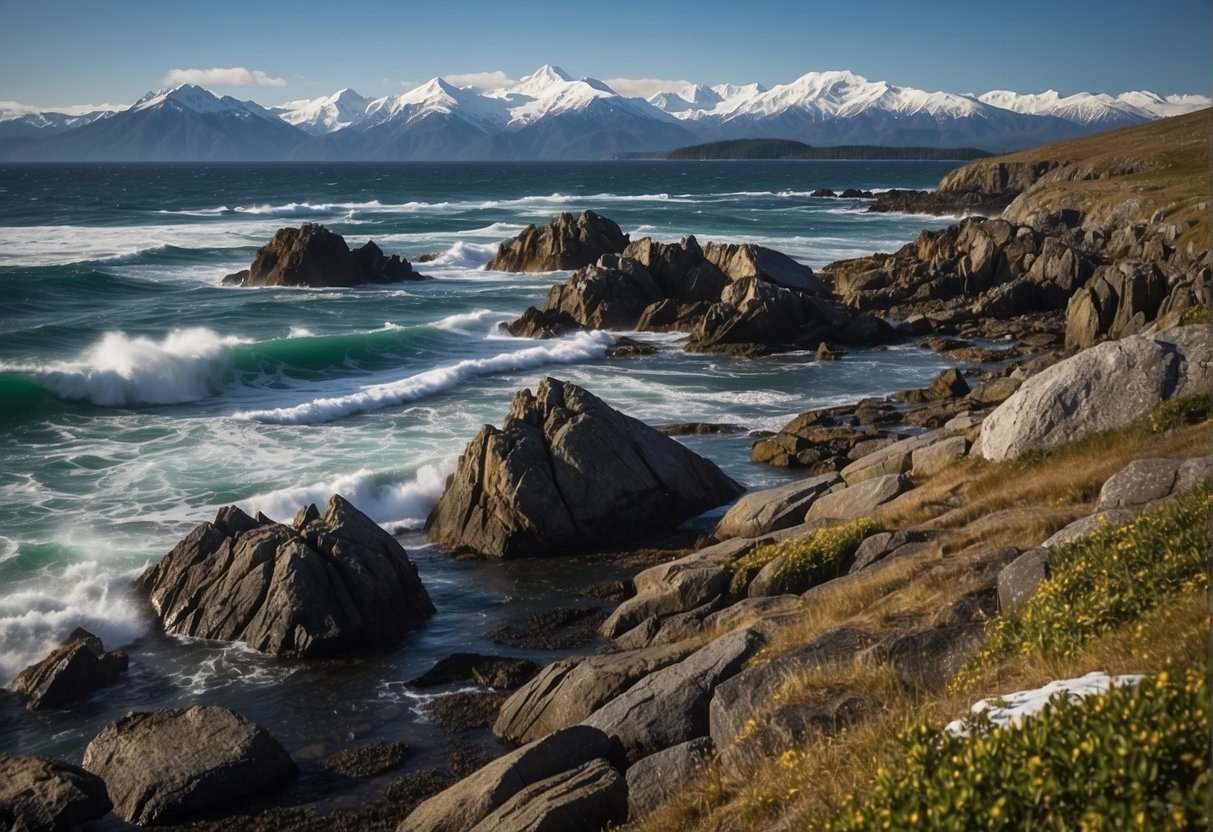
left=409, top=653, right=538, bottom=690
left=926, top=368, right=971, bottom=400
left=541, top=255, right=664, bottom=330
left=997, top=547, right=1049, bottom=614
left=0, top=754, right=112, bottom=832
left=980, top=325, right=1212, bottom=461
left=626, top=737, right=713, bottom=818
left=398, top=725, right=614, bottom=832
left=1096, top=458, right=1182, bottom=510
left=221, top=224, right=423, bottom=287
left=581, top=627, right=765, bottom=763
left=712, top=473, right=841, bottom=540
left=466, top=758, right=627, bottom=832
left=425, top=377, right=742, bottom=557
left=487, top=211, right=628, bottom=272
left=503, top=306, right=581, bottom=339
left=1064, top=261, right=1168, bottom=350
left=7, top=628, right=127, bottom=710
left=623, top=236, right=728, bottom=302
left=82, top=705, right=296, bottom=826
left=702, top=241, right=824, bottom=293
left=136, top=495, right=433, bottom=657
left=494, top=643, right=695, bottom=745
left=688, top=277, right=844, bottom=353
left=805, top=473, right=909, bottom=521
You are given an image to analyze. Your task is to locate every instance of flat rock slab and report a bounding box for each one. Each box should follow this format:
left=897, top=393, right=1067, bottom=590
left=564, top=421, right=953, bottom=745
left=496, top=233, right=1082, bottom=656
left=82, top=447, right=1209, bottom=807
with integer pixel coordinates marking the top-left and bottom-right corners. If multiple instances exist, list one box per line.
left=398, top=725, right=614, bottom=832
left=626, top=737, right=714, bottom=819
left=0, top=754, right=112, bottom=832
left=82, top=705, right=296, bottom=826
left=806, top=473, right=909, bottom=521
left=466, top=758, right=627, bottom=832
left=713, top=473, right=841, bottom=540
left=1096, top=458, right=1181, bottom=510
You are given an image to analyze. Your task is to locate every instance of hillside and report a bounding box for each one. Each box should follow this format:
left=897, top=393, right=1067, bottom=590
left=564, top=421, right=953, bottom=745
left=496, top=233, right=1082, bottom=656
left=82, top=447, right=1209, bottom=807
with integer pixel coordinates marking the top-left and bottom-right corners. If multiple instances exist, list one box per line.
left=658, top=139, right=992, bottom=161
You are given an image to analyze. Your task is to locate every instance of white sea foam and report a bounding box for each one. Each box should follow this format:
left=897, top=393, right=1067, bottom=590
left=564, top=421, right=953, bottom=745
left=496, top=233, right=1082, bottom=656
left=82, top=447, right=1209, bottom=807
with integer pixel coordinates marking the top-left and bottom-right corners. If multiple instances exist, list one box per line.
left=2, top=327, right=248, bottom=406
left=0, top=222, right=271, bottom=268
left=245, top=462, right=452, bottom=531
left=0, top=562, right=146, bottom=685
left=233, top=330, right=614, bottom=424
left=287, top=325, right=316, bottom=338
left=430, top=308, right=499, bottom=332
left=424, top=241, right=499, bottom=269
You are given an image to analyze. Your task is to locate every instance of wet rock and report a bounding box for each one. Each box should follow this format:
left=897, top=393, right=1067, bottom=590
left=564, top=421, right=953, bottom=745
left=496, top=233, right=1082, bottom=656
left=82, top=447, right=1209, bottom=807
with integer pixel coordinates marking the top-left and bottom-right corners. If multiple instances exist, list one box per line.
left=222, top=224, right=423, bottom=287
left=7, top=628, right=127, bottom=710
left=136, top=495, right=434, bottom=657
left=426, top=377, right=742, bottom=557
left=324, top=741, right=410, bottom=778
left=483, top=607, right=607, bottom=650
left=425, top=691, right=511, bottom=732
left=0, top=754, right=112, bottom=832
left=656, top=422, right=746, bottom=437
left=398, top=725, right=614, bottom=832
left=409, top=653, right=539, bottom=690
left=82, top=705, right=296, bottom=826
left=487, top=211, right=628, bottom=272
left=626, top=737, right=713, bottom=818
left=466, top=757, right=627, bottom=832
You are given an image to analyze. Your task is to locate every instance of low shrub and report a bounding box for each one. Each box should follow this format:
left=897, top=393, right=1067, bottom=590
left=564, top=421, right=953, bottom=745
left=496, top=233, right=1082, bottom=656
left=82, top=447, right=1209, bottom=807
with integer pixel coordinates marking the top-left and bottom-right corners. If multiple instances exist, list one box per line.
left=731, top=517, right=878, bottom=586
left=1146, top=393, right=1211, bottom=433
left=824, top=667, right=1210, bottom=831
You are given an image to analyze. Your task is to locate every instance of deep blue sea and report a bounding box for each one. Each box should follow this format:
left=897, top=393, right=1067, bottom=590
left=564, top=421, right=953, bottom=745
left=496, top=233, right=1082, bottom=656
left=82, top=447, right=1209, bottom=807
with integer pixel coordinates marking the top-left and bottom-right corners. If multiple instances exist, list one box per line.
left=0, top=161, right=962, bottom=786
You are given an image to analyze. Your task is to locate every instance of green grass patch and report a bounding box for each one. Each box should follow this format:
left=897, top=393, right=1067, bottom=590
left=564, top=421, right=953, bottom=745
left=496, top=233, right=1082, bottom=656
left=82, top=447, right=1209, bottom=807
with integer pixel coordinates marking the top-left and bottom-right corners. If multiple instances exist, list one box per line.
left=731, top=518, right=878, bottom=584
left=1147, top=393, right=1211, bottom=433
left=822, top=667, right=1210, bottom=831
left=955, top=484, right=1210, bottom=689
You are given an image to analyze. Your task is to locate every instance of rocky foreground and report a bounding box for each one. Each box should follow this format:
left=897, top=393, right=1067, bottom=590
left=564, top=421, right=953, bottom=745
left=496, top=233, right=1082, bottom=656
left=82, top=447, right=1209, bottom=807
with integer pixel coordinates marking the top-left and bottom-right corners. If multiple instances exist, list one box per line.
left=3, top=111, right=1210, bottom=830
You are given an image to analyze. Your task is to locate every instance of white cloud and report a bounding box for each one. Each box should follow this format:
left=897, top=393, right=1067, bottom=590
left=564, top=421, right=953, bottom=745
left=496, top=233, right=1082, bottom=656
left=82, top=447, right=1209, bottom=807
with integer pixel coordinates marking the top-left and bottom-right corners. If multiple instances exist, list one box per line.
left=0, top=100, right=123, bottom=117
left=604, top=77, right=695, bottom=99
left=162, top=67, right=287, bottom=88
left=440, top=71, right=516, bottom=91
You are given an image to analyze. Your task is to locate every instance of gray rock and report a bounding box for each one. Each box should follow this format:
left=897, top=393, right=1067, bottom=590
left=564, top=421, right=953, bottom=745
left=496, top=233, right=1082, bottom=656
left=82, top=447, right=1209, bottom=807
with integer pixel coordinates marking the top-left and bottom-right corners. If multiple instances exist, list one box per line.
left=582, top=627, right=764, bottom=763
left=709, top=627, right=876, bottom=750
left=7, top=628, right=127, bottom=710
left=487, top=211, right=628, bottom=272
left=82, top=705, right=296, bottom=826
left=222, top=224, right=421, bottom=287
left=0, top=754, right=112, bottom=832
left=1175, top=455, right=1213, bottom=494
left=910, top=435, right=970, bottom=478
left=1043, top=510, right=1137, bottom=548
left=712, top=473, right=841, bottom=540
left=720, top=698, right=872, bottom=778
left=702, top=241, right=824, bottom=294
left=1097, top=458, right=1182, bottom=510
left=137, top=495, right=433, bottom=657
left=626, top=738, right=714, bottom=818
left=399, top=725, right=614, bottom=832
left=996, top=547, right=1048, bottom=614
left=425, top=377, right=742, bottom=557
left=849, top=529, right=935, bottom=574
left=865, top=624, right=985, bottom=688
left=841, top=428, right=960, bottom=485
left=599, top=565, right=729, bottom=639
left=969, top=376, right=1022, bottom=405
left=408, top=653, right=538, bottom=690
left=466, top=758, right=627, bottom=832
left=539, top=256, right=663, bottom=331
left=494, top=644, right=695, bottom=745
left=806, top=473, right=909, bottom=521
left=980, top=325, right=1212, bottom=461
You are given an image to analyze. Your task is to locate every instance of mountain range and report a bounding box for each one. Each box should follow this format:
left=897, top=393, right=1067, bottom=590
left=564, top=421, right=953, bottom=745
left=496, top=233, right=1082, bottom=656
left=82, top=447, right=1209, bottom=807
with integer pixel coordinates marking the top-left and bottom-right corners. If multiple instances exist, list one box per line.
left=1, top=65, right=1207, bottom=162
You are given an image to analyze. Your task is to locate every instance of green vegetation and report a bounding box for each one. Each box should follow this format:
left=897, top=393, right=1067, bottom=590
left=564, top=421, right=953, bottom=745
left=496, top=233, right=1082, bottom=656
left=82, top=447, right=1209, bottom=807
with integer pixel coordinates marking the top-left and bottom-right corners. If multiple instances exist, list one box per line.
left=955, top=484, right=1210, bottom=689
left=659, top=139, right=991, bottom=161
left=824, top=667, right=1210, bottom=831
left=1147, top=393, right=1211, bottom=433
left=731, top=517, right=877, bottom=586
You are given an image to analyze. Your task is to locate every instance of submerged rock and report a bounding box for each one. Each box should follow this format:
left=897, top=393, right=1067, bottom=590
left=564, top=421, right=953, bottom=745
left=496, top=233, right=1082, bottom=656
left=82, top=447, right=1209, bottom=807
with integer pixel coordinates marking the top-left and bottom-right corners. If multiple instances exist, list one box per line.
left=7, top=628, right=127, bottom=710
left=0, top=754, right=112, bottom=832
left=425, top=377, right=742, bottom=557
left=222, top=223, right=424, bottom=287
left=136, top=494, right=434, bottom=657
left=82, top=705, right=296, bottom=826
left=487, top=211, right=628, bottom=272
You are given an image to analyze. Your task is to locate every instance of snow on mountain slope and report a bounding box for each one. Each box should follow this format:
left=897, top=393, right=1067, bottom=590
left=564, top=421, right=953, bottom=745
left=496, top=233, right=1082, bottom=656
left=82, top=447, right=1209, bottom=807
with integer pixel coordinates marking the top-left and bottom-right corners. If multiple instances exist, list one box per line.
left=487, top=64, right=674, bottom=127
left=1116, top=91, right=1212, bottom=118
left=273, top=88, right=370, bottom=134
left=130, top=85, right=286, bottom=124
left=978, top=89, right=1153, bottom=127
left=361, top=78, right=509, bottom=132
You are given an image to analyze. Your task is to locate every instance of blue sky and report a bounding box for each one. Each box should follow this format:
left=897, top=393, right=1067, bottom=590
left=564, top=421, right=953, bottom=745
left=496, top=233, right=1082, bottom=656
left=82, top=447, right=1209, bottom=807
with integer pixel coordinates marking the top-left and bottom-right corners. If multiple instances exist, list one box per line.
left=2, top=0, right=1209, bottom=108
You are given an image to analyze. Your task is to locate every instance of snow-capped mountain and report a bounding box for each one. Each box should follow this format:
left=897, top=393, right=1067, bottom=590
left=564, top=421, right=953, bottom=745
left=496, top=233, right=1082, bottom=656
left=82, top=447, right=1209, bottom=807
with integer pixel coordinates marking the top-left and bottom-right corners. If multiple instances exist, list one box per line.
left=1, top=68, right=1206, bottom=161
left=272, top=88, right=370, bottom=135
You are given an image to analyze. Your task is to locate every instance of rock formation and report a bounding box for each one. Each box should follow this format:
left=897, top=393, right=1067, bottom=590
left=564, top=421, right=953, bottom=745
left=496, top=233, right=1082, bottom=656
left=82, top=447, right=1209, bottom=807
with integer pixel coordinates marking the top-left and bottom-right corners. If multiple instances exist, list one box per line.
left=137, top=494, right=434, bottom=657
left=82, top=705, right=296, bottom=825
left=0, top=754, right=112, bottom=832
left=222, top=223, right=424, bottom=287
left=425, top=377, right=743, bottom=557
left=7, top=628, right=127, bottom=710
left=487, top=210, right=629, bottom=272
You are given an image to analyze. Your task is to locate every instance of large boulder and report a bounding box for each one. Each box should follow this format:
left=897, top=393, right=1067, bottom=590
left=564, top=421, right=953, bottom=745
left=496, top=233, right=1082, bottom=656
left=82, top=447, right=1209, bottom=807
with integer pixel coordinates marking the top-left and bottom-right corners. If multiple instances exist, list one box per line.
left=980, top=326, right=1212, bottom=461
left=425, top=377, right=742, bottom=557
left=399, top=725, right=614, bottom=832
left=82, top=705, right=296, bottom=826
left=0, top=754, right=112, bottom=832
left=487, top=211, right=629, bottom=272
left=805, top=473, right=909, bottom=521
left=222, top=223, right=423, bottom=287
left=137, top=494, right=434, bottom=657
left=712, top=473, right=841, bottom=540
left=625, top=737, right=713, bottom=818
left=465, top=758, right=627, bottom=832
left=7, top=628, right=127, bottom=709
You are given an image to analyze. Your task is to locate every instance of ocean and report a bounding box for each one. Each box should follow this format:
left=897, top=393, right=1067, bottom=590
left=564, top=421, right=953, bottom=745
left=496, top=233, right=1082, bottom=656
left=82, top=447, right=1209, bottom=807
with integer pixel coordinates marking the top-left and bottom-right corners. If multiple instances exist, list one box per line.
left=0, top=160, right=961, bottom=784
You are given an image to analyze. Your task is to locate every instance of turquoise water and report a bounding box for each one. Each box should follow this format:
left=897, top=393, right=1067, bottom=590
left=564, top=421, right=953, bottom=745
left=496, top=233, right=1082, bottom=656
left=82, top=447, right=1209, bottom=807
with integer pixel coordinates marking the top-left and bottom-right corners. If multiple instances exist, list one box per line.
left=0, top=161, right=961, bottom=773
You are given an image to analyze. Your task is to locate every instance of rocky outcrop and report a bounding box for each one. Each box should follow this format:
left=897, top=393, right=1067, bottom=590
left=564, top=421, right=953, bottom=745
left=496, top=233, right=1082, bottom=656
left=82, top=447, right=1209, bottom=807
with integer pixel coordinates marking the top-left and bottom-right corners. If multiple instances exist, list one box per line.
left=137, top=494, right=434, bottom=657
left=487, top=211, right=629, bottom=272
left=625, top=737, right=713, bottom=818
left=82, top=705, right=296, bottom=825
left=398, top=725, right=615, bottom=832
left=687, top=276, right=847, bottom=354
left=425, top=377, right=742, bottom=557
left=980, top=325, right=1211, bottom=461
left=409, top=653, right=538, bottom=690
left=712, top=473, right=841, bottom=540
left=1065, top=259, right=1210, bottom=350
left=222, top=223, right=424, bottom=287
left=7, top=628, right=127, bottom=709
left=465, top=758, right=627, bottom=832
left=702, top=241, right=824, bottom=293
left=0, top=754, right=112, bottom=832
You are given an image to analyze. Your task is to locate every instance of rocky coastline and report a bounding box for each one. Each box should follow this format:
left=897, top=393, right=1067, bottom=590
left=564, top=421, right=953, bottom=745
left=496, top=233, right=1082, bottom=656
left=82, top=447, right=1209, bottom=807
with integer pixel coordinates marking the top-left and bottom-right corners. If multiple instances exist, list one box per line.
left=3, top=110, right=1209, bottom=831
